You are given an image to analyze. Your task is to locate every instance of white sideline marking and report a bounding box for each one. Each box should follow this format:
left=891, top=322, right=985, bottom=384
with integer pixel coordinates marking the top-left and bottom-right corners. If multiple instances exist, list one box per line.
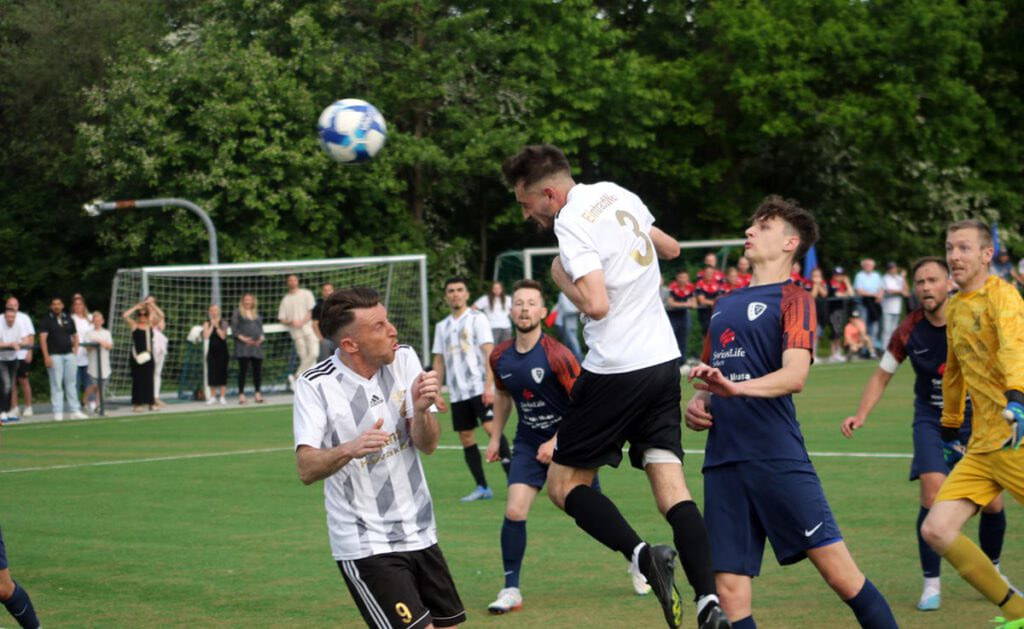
left=0, top=444, right=910, bottom=475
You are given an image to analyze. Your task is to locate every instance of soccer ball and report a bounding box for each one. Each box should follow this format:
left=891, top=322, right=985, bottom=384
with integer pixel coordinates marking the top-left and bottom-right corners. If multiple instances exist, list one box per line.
left=316, top=99, right=387, bottom=163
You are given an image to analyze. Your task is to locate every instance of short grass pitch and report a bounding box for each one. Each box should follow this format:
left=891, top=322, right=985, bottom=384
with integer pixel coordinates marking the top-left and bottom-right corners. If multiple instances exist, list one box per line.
left=1, top=361, right=1020, bottom=627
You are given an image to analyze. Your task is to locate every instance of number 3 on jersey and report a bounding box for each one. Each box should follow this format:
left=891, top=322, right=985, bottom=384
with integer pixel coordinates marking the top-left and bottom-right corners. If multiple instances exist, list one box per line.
left=615, top=209, right=654, bottom=266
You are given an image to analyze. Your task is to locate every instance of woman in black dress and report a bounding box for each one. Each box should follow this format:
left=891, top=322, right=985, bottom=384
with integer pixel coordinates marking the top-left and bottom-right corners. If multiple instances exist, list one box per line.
left=122, top=302, right=156, bottom=412
left=203, top=304, right=229, bottom=405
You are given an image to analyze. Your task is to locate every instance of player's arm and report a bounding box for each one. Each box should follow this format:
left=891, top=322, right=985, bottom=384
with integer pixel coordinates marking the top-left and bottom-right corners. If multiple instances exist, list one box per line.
left=841, top=366, right=895, bottom=438
left=410, top=370, right=442, bottom=454
left=430, top=353, right=447, bottom=413
left=486, top=389, right=513, bottom=463
left=650, top=227, right=680, bottom=260
left=295, top=419, right=388, bottom=485
left=552, top=257, right=609, bottom=320
left=690, top=347, right=811, bottom=398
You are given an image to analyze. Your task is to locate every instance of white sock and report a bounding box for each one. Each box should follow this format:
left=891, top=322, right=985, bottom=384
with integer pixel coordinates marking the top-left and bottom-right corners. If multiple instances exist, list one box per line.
left=631, top=542, right=647, bottom=570
left=696, top=593, right=720, bottom=617
left=922, top=577, right=941, bottom=596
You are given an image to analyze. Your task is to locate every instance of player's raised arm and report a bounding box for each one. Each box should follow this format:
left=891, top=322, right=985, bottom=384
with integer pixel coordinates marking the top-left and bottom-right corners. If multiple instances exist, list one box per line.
left=649, top=226, right=680, bottom=260
left=410, top=370, right=442, bottom=454
left=841, top=367, right=895, bottom=438
left=551, top=257, right=608, bottom=320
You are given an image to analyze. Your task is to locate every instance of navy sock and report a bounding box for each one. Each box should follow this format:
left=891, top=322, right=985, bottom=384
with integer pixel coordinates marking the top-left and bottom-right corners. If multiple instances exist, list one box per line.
left=499, top=434, right=512, bottom=477
left=918, top=506, right=941, bottom=578
left=463, top=445, right=487, bottom=488
left=3, top=581, right=40, bottom=629
left=563, top=484, right=642, bottom=561
left=733, top=616, right=756, bottom=629
left=666, top=500, right=717, bottom=598
left=501, top=518, right=527, bottom=588
left=979, top=509, right=1007, bottom=564
left=843, top=578, right=897, bottom=629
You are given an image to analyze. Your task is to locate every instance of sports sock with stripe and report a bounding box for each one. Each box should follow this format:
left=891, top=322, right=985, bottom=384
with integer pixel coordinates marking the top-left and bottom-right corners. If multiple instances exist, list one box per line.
left=563, top=484, right=642, bottom=561
left=501, top=518, right=527, bottom=588
left=943, top=533, right=1024, bottom=618
left=2, top=581, right=40, bottom=629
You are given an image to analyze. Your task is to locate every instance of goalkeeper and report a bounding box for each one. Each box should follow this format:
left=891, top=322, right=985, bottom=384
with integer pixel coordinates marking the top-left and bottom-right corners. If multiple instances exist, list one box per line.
left=920, top=220, right=1024, bottom=628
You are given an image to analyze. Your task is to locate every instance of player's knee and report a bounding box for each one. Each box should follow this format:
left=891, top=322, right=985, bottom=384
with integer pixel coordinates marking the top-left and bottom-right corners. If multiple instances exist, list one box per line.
left=919, top=514, right=949, bottom=550
left=457, top=431, right=476, bottom=447
left=505, top=503, right=529, bottom=520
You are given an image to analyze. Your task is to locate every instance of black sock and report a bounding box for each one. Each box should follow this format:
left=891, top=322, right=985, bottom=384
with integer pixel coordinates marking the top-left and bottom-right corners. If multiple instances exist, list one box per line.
left=463, top=445, right=487, bottom=487
left=499, top=434, right=512, bottom=477
left=979, top=509, right=1007, bottom=564
left=563, top=484, right=642, bottom=561
left=3, top=581, right=40, bottom=629
left=666, top=500, right=717, bottom=599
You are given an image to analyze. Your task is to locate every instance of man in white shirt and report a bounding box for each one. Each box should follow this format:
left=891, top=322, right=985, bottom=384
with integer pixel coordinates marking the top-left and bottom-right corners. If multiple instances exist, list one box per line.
left=293, top=286, right=465, bottom=629
left=278, top=274, right=318, bottom=385
left=4, top=297, right=34, bottom=417
left=853, top=258, right=884, bottom=354
left=432, top=277, right=511, bottom=502
left=502, top=144, right=727, bottom=629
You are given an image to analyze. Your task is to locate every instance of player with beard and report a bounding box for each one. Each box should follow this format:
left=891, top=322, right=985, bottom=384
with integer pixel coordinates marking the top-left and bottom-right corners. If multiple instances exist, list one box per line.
left=503, top=144, right=727, bottom=629
left=919, top=220, right=1024, bottom=628
left=484, top=280, right=650, bottom=615
left=841, top=257, right=1011, bottom=611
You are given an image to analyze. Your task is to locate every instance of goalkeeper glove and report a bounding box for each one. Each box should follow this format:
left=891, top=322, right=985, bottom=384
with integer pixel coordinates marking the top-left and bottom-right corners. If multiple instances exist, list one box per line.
left=1003, top=392, right=1024, bottom=450
left=941, top=426, right=965, bottom=467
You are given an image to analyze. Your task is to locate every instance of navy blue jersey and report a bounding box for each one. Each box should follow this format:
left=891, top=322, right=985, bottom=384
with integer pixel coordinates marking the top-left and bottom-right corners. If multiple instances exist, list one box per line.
left=701, top=280, right=816, bottom=468
left=490, top=334, right=580, bottom=448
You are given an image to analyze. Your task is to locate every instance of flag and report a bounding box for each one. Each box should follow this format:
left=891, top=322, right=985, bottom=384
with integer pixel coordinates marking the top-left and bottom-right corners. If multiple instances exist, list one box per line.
left=803, top=244, right=818, bottom=280
left=992, top=222, right=1001, bottom=257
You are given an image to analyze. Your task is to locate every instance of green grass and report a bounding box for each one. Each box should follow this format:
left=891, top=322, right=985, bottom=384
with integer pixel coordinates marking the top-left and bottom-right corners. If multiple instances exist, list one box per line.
left=1, top=361, right=1020, bottom=627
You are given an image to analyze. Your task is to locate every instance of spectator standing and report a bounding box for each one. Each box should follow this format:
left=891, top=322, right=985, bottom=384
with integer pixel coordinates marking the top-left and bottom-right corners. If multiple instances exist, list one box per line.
left=231, top=293, right=265, bottom=404
left=39, top=297, right=86, bottom=421
left=695, top=264, right=724, bottom=336
left=735, top=256, right=752, bottom=288
left=5, top=298, right=34, bottom=418
left=809, top=267, right=830, bottom=362
left=666, top=270, right=697, bottom=364
left=853, top=258, right=884, bottom=354
left=312, top=282, right=337, bottom=361
left=83, top=311, right=113, bottom=413
left=144, top=296, right=168, bottom=408
left=123, top=302, right=156, bottom=412
left=880, top=262, right=909, bottom=349
left=69, top=294, right=93, bottom=405
left=703, top=252, right=725, bottom=282
left=473, top=281, right=514, bottom=345
left=828, top=267, right=856, bottom=361
left=203, top=304, right=229, bottom=405
left=555, top=291, right=583, bottom=361
left=991, top=249, right=1014, bottom=284
left=0, top=307, right=28, bottom=422
left=278, top=274, right=317, bottom=387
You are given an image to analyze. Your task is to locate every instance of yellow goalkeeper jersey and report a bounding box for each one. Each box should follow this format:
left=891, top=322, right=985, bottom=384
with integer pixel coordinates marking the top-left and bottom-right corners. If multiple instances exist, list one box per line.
left=942, top=275, right=1024, bottom=453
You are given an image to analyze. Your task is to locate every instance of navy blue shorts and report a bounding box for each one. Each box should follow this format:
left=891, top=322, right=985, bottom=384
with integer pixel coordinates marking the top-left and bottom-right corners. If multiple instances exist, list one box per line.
left=0, top=526, right=7, bottom=570
left=910, top=415, right=973, bottom=481
left=508, top=440, right=600, bottom=491
left=704, top=459, right=842, bottom=576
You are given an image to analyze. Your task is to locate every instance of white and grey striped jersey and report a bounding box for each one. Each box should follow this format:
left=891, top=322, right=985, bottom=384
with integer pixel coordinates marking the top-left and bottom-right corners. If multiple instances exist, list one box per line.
left=293, top=346, right=437, bottom=561
left=431, top=309, right=494, bottom=402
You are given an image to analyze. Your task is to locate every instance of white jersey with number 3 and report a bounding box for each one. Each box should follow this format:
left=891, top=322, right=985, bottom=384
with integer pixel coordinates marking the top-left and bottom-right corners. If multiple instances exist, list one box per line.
left=555, top=181, right=680, bottom=374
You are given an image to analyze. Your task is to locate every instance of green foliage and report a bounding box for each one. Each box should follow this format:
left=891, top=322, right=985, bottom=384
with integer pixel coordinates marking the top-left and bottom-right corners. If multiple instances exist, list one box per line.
left=0, top=0, right=1021, bottom=317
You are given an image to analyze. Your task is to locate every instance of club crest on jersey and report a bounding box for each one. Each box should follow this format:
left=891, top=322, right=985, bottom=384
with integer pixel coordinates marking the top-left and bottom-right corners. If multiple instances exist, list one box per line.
left=747, top=302, right=767, bottom=321
left=531, top=367, right=544, bottom=384
left=720, top=328, right=736, bottom=348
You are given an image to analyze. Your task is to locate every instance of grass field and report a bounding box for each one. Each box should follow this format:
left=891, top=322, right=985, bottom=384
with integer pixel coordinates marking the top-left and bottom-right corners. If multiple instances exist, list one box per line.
left=1, top=360, right=1020, bottom=628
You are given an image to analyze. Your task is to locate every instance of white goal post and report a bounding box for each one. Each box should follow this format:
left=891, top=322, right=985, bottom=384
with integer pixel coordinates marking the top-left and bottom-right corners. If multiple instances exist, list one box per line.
left=105, top=255, right=429, bottom=401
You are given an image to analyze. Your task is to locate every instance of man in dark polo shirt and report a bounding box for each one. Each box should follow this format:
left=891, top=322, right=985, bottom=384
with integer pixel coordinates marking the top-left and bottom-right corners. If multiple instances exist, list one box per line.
left=38, top=297, right=86, bottom=421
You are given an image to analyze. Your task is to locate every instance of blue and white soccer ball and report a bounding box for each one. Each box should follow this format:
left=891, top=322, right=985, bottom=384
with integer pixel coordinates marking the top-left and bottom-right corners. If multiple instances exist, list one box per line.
left=316, top=99, right=387, bottom=163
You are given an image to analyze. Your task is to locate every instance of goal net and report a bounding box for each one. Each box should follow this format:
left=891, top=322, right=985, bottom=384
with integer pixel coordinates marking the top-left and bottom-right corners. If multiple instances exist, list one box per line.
left=105, top=255, right=428, bottom=401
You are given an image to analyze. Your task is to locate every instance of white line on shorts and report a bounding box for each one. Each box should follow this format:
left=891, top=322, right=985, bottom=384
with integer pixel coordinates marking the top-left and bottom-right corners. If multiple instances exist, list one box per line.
left=0, top=444, right=910, bottom=475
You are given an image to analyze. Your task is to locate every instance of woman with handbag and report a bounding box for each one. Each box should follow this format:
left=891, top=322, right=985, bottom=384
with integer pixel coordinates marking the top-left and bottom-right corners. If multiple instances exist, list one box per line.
left=123, top=302, right=156, bottom=412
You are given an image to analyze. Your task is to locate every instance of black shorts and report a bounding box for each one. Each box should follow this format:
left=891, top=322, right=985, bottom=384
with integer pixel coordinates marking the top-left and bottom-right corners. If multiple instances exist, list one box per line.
left=338, top=544, right=466, bottom=629
left=16, top=359, right=30, bottom=378
left=553, top=360, right=684, bottom=470
left=450, top=395, right=491, bottom=432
